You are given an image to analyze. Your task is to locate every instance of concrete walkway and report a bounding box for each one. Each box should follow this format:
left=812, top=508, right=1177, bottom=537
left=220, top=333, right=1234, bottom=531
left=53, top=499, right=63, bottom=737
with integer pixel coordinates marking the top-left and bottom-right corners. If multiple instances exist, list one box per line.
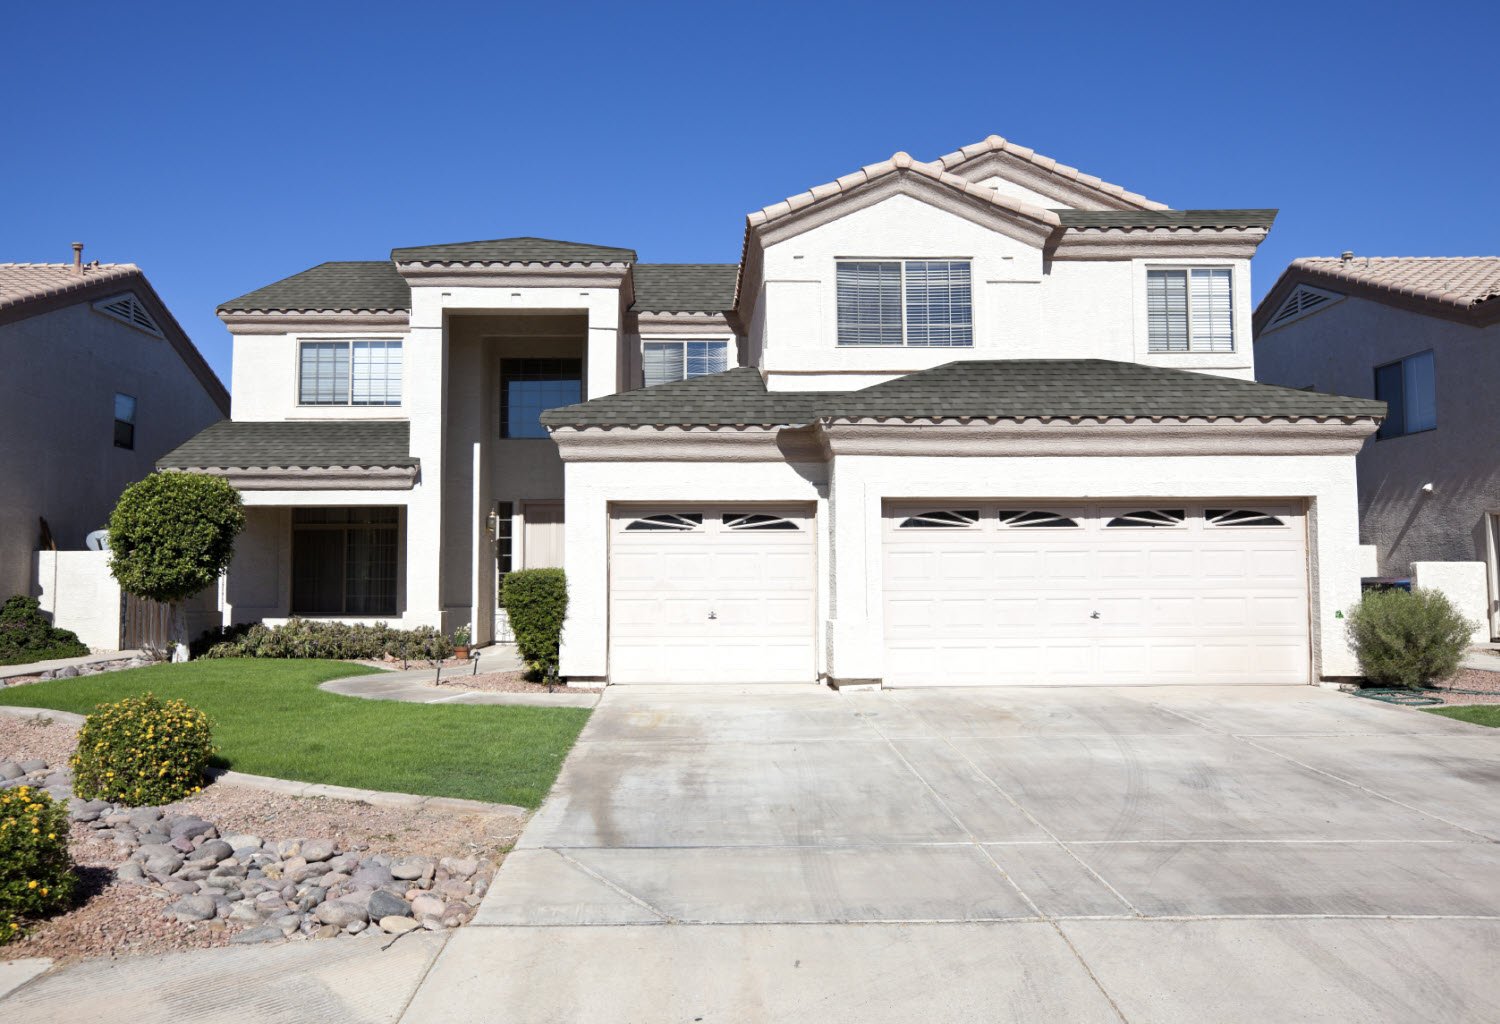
left=400, top=683, right=1500, bottom=1023
left=319, top=647, right=598, bottom=708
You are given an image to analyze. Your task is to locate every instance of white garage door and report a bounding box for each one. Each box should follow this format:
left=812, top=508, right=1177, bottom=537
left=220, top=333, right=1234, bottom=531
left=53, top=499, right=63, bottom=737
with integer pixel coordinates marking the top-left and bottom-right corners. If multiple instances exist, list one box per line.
left=609, top=507, right=816, bottom=683
left=884, top=503, right=1309, bottom=686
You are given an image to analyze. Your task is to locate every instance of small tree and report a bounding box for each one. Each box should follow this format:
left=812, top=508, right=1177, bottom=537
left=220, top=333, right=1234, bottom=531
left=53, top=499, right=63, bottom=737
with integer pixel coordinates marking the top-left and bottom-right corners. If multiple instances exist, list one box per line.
left=502, top=568, right=567, bottom=682
left=108, top=472, right=245, bottom=662
left=1346, top=587, right=1476, bottom=688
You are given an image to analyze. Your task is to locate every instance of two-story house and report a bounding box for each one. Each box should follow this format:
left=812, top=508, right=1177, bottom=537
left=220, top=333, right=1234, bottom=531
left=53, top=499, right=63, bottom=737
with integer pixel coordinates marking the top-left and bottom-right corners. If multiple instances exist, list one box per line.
left=162, top=136, right=1384, bottom=687
left=1, top=248, right=229, bottom=599
left=1254, top=255, right=1500, bottom=638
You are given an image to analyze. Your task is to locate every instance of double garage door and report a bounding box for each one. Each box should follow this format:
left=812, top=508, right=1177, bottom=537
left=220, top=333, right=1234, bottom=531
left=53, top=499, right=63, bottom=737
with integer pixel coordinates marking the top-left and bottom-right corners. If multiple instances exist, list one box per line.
left=609, top=507, right=817, bottom=683
left=606, top=501, right=1310, bottom=686
left=884, top=502, right=1310, bottom=686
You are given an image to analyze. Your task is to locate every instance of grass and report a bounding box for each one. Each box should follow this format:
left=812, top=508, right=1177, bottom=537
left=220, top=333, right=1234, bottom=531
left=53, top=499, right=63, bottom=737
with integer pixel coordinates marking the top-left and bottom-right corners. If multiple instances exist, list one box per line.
left=0, top=659, right=590, bottom=808
left=1424, top=705, right=1500, bottom=729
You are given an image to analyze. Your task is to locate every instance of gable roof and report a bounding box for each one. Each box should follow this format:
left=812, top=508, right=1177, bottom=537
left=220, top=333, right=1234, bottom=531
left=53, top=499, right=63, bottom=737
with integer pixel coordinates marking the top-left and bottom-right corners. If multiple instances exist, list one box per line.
left=219, top=261, right=411, bottom=314
left=390, top=236, right=636, bottom=265
left=540, top=360, right=1384, bottom=429
left=932, top=135, right=1169, bottom=211
left=158, top=420, right=415, bottom=470
left=1256, top=257, right=1500, bottom=332
left=632, top=264, right=738, bottom=314
left=0, top=262, right=144, bottom=312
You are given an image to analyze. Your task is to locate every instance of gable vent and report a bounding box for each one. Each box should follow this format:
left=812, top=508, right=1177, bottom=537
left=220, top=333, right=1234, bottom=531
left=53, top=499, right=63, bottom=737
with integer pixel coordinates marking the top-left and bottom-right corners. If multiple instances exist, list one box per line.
left=1265, top=284, right=1341, bottom=331
left=93, top=293, right=163, bottom=337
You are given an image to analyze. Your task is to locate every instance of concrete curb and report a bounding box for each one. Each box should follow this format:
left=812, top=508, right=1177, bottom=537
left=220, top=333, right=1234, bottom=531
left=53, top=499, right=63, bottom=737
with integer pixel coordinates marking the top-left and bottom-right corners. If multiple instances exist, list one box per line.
left=0, top=650, right=150, bottom=682
left=0, top=706, right=526, bottom=818
left=320, top=671, right=600, bottom=709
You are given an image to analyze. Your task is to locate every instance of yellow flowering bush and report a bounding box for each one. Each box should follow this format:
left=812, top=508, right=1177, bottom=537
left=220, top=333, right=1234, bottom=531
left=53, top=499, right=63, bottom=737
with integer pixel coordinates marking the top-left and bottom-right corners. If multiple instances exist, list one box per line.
left=0, top=785, right=76, bottom=943
left=70, top=693, right=215, bottom=806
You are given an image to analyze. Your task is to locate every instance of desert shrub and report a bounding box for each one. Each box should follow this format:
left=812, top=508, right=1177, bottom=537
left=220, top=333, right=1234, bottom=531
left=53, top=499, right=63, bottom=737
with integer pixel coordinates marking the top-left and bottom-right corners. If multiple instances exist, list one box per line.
left=0, top=785, right=76, bottom=943
left=198, top=618, right=453, bottom=661
left=1346, top=587, right=1476, bottom=688
left=70, top=693, right=215, bottom=806
left=502, top=568, right=567, bottom=680
left=0, top=595, right=89, bottom=666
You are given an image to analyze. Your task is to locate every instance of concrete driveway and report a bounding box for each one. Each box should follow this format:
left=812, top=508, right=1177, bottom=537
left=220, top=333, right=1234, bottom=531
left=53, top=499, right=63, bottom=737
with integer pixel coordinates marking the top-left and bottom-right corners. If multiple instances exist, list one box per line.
left=403, top=684, right=1500, bottom=1023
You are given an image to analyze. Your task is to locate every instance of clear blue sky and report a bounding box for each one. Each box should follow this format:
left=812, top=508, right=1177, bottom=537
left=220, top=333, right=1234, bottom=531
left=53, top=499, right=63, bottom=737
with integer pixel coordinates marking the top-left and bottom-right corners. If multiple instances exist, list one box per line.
left=6, top=1, right=1496, bottom=388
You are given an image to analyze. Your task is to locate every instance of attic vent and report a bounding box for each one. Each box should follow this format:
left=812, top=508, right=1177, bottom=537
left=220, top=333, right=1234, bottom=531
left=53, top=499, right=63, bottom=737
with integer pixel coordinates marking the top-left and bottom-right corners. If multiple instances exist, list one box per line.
left=1265, top=285, right=1340, bottom=331
left=94, top=293, right=163, bottom=337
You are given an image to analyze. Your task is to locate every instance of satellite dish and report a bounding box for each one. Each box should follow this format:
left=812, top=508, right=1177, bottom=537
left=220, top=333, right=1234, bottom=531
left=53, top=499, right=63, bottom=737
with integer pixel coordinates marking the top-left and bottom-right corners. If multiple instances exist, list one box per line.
left=85, top=530, right=109, bottom=551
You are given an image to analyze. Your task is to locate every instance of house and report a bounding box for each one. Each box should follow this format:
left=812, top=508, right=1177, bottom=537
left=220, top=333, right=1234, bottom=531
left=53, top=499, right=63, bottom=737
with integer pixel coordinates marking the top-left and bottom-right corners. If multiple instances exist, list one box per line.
left=0, top=248, right=229, bottom=599
left=1254, top=255, right=1500, bottom=638
left=163, top=135, right=1384, bottom=687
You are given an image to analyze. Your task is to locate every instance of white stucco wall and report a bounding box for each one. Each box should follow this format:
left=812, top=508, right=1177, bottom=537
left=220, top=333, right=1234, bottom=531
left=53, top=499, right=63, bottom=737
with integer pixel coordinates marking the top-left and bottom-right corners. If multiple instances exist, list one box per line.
left=751, top=193, right=1256, bottom=392
left=1256, top=296, right=1500, bottom=601
left=1, top=301, right=226, bottom=599
left=1410, top=561, right=1489, bottom=643
left=33, top=550, right=120, bottom=651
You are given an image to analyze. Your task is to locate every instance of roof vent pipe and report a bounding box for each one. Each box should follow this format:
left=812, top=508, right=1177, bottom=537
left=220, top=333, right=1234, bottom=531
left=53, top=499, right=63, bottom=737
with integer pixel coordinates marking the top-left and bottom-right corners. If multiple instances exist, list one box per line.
left=1340, top=250, right=1354, bottom=263
left=71, top=242, right=84, bottom=273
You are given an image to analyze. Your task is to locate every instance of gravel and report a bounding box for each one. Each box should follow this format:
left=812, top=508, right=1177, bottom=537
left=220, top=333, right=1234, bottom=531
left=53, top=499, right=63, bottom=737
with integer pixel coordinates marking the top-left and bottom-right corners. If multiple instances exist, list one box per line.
left=1427, top=668, right=1500, bottom=706
left=431, top=669, right=601, bottom=694
left=0, top=717, right=524, bottom=964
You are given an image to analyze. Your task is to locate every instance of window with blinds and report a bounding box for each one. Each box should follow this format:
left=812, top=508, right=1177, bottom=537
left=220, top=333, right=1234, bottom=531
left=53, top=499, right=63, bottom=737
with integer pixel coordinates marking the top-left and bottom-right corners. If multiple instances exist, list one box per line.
left=642, top=340, right=730, bottom=388
left=1147, top=269, right=1234, bottom=353
left=837, top=260, right=971, bottom=346
left=298, top=340, right=402, bottom=406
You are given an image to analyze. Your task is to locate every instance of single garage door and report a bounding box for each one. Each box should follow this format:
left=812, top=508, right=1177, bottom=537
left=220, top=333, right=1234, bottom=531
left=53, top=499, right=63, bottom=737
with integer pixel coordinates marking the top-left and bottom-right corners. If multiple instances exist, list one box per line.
left=883, top=503, right=1309, bottom=686
left=609, top=506, right=816, bottom=683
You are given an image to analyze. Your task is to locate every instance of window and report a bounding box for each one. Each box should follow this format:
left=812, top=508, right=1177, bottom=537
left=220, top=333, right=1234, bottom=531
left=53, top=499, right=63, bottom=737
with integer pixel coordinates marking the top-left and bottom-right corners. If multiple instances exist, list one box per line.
left=298, top=340, right=402, bottom=406
left=898, top=510, right=980, bottom=529
left=643, top=340, right=729, bottom=388
left=1206, top=509, right=1286, bottom=528
left=494, top=501, right=514, bottom=588
left=291, top=507, right=399, bottom=616
left=501, top=359, right=582, bottom=438
left=837, top=260, right=972, bottom=346
left=997, top=510, right=1079, bottom=528
left=1374, top=350, right=1437, bottom=440
left=723, top=513, right=799, bottom=531
left=1105, top=509, right=1186, bottom=529
left=1147, top=269, right=1234, bottom=353
left=625, top=513, right=703, bottom=532
left=113, top=393, right=136, bottom=450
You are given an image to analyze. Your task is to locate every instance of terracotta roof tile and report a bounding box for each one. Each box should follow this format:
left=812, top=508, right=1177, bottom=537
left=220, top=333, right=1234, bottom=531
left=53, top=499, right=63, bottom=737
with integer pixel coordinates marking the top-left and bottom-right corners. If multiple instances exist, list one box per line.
left=1288, top=257, right=1500, bottom=311
left=0, top=263, right=142, bottom=312
left=932, top=135, right=1170, bottom=211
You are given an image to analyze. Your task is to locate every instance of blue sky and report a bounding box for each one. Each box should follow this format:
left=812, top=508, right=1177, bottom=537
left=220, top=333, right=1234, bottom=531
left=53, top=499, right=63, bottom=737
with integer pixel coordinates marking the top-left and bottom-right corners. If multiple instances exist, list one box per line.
left=6, top=1, right=1496, bottom=388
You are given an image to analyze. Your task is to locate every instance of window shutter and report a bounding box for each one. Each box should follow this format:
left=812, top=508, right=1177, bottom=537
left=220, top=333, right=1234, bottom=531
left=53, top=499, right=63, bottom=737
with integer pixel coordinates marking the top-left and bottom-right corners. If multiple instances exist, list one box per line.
left=837, top=262, right=903, bottom=345
left=1190, top=269, right=1234, bottom=352
left=1147, top=270, right=1189, bottom=352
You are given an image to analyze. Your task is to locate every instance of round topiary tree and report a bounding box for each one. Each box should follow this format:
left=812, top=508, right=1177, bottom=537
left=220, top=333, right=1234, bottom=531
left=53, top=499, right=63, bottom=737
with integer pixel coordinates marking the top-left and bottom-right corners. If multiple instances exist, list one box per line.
left=108, top=472, right=245, bottom=662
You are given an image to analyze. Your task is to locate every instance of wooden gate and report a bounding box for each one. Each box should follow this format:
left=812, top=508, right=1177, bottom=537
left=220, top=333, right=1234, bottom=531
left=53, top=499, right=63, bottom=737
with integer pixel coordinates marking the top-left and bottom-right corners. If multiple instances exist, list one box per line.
left=120, top=594, right=172, bottom=652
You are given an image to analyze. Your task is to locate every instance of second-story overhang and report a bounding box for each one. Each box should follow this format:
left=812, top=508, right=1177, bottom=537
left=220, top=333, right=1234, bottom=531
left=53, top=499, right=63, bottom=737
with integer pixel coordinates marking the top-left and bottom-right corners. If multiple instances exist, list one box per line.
left=157, top=420, right=419, bottom=490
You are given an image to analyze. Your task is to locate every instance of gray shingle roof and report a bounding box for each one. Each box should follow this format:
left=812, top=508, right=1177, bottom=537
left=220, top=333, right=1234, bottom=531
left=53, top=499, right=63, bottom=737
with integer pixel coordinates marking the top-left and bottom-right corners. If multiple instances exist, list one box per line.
left=158, top=420, right=415, bottom=469
left=540, top=360, right=1384, bottom=428
left=1056, top=210, right=1278, bottom=230
left=391, top=237, right=636, bottom=265
left=219, top=262, right=410, bottom=314
left=632, top=264, right=739, bottom=313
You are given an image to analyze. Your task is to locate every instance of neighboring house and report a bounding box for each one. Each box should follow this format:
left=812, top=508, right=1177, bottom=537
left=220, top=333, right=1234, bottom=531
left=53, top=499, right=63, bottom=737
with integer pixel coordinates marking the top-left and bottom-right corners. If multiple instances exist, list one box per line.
left=0, top=248, right=229, bottom=598
left=164, top=136, right=1384, bottom=687
left=1254, top=255, right=1500, bottom=636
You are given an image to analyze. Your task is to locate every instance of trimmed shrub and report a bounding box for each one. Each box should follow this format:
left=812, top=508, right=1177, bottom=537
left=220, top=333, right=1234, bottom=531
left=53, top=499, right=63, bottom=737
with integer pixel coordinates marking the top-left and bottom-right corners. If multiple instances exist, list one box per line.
left=71, top=693, right=215, bottom=806
left=502, top=568, right=567, bottom=680
left=197, top=618, right=453, bottom=662
left=107, top=473, right=245, bottom=605
left=0, top=595, right=89, bottom=666
left=0, top=785, right=77, bottom=943
left=1346, top=587, right=1476, bottom=688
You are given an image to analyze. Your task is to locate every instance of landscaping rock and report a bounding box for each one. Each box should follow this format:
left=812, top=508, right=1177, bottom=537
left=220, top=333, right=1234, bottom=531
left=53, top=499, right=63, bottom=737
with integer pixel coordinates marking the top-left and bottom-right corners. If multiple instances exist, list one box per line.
left=440, top=857, right=479, bottom=880
left=301, top=838, right=336, bottom=863
left=379, top=916, right=422, bottom=935
left=19, top=759, right=48, bottom=773
left=0, top=761, right=23, bottom=781
left=368, top=890, right=411, bottom=919
left=190, top=839, right=234, bottom=865
left=167, top=895, right=217, bottom=923
left=350, top=864, right=394, bottom=889
left=390, top=857, right=433, bottom=881
left=169, top=816, right=215, bottom=841
left=410, top=894, right=445, bottom=919
left=313, top=901, right=367, bottom=928
left=145, top=853, right=185, bottom=877
left=162, top=879, right=201, bottom=896
left=115, top=861, right=146, bottom=884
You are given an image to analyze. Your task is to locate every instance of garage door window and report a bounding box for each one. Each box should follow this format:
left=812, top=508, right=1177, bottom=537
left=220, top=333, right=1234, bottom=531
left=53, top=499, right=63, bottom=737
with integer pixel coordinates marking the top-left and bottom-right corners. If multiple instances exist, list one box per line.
left=997, top=510, right=1080, bottom=528
left=1206, top=509, right=1287, bottom=528
left=899, top=510, right=980, bottom=529
left=624, top=513, right=703, bottom=532
left=724, top=513, right=800, bottom=531
left=1105, top=509, right=1186, bottom=528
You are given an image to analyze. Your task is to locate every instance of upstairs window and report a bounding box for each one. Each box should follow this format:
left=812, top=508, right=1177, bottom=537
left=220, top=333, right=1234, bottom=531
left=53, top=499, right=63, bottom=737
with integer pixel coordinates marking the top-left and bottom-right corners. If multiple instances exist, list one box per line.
left=1374, top=350, right=1437, bottom=440
left=837, top=260, right=972, bottom=346
left=113, top=393, right=136, bottom=450
left=298, top=340, right=402, bottom=406
left=501, top=358, right=582, bottom=438
left=643, top=340, right=729, bottom=388
left=1147, top=268, right=1234, bottom=353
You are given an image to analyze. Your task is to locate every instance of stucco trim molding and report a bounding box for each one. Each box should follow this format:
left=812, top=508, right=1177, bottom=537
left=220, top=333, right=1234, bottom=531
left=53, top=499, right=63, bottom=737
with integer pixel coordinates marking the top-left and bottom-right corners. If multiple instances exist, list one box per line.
left=632, top=311, right=734, bottom=333
left=395, top=263, right=632, bottom=291
left=174, top=465, right=419, bottom=489
left=550, top=425, right=823, bottom=463
left=217, top=311, right=411, bottom=334
left=1050, top=227, right=1269, bottom=261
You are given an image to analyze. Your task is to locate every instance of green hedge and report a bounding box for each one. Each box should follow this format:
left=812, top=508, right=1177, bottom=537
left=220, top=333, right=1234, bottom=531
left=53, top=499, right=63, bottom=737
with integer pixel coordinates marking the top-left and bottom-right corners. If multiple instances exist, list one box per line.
left=0, top=595, right=88, bottom=666
left=502, top=569, right=567, bottom=680
left=197, top=618, right=453, bottom=661
left=71, top=693, right=215, bottom=806
left=1346, top=587, right=1476, bottom=688
left=0, top=785, right=76, bottom=943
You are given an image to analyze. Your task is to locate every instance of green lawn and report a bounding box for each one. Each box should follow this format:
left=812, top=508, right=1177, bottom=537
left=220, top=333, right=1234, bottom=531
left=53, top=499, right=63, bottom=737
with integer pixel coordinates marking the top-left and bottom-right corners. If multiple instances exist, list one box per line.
left=1424, top=705, right=1500, bottom=729
left=0, top=659, right=589, bottom=808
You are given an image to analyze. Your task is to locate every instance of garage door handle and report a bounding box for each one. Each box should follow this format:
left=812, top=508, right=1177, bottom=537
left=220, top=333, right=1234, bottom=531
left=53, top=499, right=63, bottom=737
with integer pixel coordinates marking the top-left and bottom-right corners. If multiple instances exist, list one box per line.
left=708, top=610, right=717, bottom=620
left=1090, top=611, right=1101, bottom=619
